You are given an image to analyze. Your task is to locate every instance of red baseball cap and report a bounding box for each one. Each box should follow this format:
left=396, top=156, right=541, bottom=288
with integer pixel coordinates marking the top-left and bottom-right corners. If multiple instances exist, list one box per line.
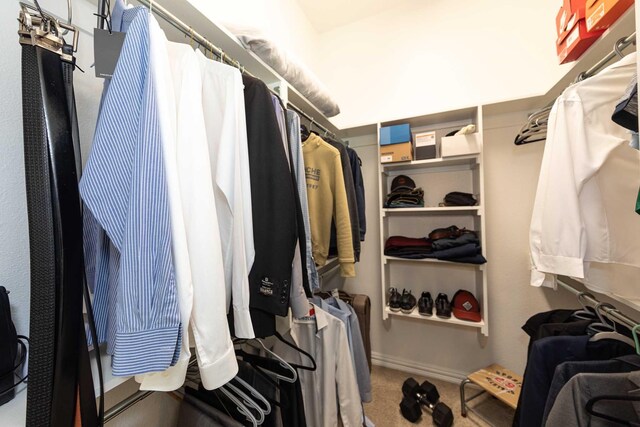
left=452, top=290, right=481, bottom=322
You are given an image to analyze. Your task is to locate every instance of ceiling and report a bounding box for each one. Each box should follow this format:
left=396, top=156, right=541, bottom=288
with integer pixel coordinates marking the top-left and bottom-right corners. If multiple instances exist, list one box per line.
left=296, top=0, right=415, bottom=33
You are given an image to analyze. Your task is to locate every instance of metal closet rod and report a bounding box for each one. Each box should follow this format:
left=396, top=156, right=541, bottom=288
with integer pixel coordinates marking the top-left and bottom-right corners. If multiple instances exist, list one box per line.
left=126, top=0, right=339, bottom=140
left=557, top=279, right=639, bottom=331
left=576, top=32, right=636, bottom=81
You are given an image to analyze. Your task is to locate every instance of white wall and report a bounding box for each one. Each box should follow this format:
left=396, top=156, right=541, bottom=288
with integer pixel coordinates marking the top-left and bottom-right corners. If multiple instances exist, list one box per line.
left=314, top=0, right=570, bottom=129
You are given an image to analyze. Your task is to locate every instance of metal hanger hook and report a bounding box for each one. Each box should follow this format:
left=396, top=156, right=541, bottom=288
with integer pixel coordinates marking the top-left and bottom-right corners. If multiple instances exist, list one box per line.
left=577, top=291, right=595, bottom=310
left=614, top=37, right=627, bottom=58
left=61, top=0, right=72, bottom=35
left=594, top=302, right=616, bottom=327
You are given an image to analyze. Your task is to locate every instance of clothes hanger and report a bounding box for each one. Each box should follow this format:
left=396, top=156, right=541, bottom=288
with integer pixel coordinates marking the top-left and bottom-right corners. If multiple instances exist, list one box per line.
left=216, top=387, right=259, bottom=427
left=235, top=353, right=292, bottom=410
left=589, top=303, right=636, bottom=348
left=235, top=338, right=298, bottom=383
left=186, top=385, right=259, bottom=427
left=230, top=376, right=271, bottom=415
left=221, top=381, right=266, bottom=425
left=571, top=292, right=598, bottom=320
left=273, top=331, right=317, bottom=372
left=586, top=394, right=640, bottom=426
left=632, top=324, right=640, bottom=356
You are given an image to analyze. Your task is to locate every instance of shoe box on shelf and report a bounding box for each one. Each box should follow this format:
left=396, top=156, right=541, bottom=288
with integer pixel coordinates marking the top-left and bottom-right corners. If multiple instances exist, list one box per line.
left=555, top=0, right=605, bottom=64
left=586, top=0, right=633, bottom=32
left=380, top=123, right=413, bottom=163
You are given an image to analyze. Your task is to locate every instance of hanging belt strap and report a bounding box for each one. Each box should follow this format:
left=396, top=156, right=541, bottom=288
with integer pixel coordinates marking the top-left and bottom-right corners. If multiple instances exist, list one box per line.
left=21, top=42, right=98, bottom=427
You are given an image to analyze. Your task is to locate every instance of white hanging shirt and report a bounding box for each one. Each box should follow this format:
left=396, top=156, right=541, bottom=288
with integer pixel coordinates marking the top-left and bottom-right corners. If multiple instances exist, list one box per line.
left=273, top=304, right=363, bottom=427
left=136, top=33, right=238, bottom=391
left=196, top=51, right=256, bottom=339
left=530, top=52, right=640, bottom=302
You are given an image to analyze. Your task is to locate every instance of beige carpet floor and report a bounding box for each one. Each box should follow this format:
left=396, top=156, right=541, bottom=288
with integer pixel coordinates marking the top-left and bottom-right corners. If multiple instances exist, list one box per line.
left=365, top=366, right=515, bottom=427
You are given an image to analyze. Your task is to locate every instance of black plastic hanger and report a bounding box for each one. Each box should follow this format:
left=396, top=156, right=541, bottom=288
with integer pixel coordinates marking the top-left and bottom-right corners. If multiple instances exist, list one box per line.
left=586, top=394, right=640, bottom=426
left=273, top=331, right=317, bottom=371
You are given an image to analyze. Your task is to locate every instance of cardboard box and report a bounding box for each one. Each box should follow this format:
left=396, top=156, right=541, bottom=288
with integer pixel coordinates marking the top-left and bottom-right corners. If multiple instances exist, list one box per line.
left=586, top=0, right=633, bottom=31
left=441, top=133, right=481, bottom=158
left=380, top=124, right=411, bottom=146
left=556, top=0, right=604, bottom=64
left=414, top=131, right=437, bottom=160
left=380, top=142, right=413, bottom=163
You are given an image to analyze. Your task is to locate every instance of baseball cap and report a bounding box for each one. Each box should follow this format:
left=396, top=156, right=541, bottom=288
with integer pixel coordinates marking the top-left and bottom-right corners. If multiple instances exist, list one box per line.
left=391, top=175, right=416, bottom=192
left=451, top=290, right=481, bottom=322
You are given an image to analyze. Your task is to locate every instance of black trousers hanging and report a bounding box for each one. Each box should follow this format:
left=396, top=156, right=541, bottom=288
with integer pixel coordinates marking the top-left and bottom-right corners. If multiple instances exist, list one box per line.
left=21, top=44, right=97, bottom=427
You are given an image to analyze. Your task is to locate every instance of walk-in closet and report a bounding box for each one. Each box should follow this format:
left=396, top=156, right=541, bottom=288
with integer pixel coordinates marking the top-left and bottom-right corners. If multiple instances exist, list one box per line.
left=1, top=0, right=640, bottom=426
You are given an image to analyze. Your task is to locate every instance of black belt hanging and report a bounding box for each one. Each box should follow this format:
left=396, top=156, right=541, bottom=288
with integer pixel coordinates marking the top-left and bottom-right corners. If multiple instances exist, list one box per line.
left=20, top=12, right=99, bottom=427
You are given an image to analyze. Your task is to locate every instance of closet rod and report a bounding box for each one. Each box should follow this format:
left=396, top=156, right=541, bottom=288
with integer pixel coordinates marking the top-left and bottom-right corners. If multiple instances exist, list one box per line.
left=576, top=32, right=636, bottom=82
left=103, top=390, right=154, bottom=423
left=557, top=279, right=639, bottom=331
left=131, top=0, right=339, bottom=140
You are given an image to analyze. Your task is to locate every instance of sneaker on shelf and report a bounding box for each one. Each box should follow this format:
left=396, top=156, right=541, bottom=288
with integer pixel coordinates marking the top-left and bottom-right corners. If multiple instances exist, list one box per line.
left=418, top=291, right=434, bottom=316
left=389, top=288, right=401, bottom=312
left=435, top=293, right=452, bottom=319
left=400, top=289, right=417, bottom=314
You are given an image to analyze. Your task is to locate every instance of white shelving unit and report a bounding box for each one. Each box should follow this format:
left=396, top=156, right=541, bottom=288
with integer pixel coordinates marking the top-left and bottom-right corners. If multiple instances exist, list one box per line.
left=377, top=106, right=489, bottom=336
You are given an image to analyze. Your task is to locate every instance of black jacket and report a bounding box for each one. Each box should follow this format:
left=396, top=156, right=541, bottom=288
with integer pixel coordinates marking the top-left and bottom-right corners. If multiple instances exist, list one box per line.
left=327, top=139, right=361, bottom=261
left=242, top=75, right=298, bottom=336
left=347, top=147, right=366, bottom=241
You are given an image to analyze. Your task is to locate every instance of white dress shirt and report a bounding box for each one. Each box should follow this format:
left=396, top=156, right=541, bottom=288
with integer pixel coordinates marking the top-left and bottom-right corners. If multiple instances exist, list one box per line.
left=196, top=51, right=255, bottom=338
left=273, top=303, right=363, bottom=427
left=530, top=52, right=640, bottom=302
left=136, top=35, right=237, bottom=390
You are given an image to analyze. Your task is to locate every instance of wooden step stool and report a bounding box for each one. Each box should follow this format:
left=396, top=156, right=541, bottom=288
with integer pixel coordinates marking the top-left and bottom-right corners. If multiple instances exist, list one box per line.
left=459, top=364, right=522, bottom=425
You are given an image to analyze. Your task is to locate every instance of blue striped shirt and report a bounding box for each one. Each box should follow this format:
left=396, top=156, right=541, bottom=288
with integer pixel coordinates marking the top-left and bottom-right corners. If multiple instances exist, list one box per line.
left=80, top=11, right=181, bottom=376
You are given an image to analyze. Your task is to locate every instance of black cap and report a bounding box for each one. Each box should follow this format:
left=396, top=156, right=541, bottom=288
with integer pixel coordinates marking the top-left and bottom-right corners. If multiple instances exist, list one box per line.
left=391, top=175, right=416, bottom=192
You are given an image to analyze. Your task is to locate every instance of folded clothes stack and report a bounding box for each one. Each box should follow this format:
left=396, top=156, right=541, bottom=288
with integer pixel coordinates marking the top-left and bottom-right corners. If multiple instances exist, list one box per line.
left=384, top=225, right=487, bottom=265
left=384, top=236, right=433, bottom=259
left=384, top=175, right=424, bottom=208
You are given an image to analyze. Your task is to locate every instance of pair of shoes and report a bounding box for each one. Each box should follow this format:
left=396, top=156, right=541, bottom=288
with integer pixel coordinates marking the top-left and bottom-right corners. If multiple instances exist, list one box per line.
left=389, top=288, right=417, bottom=314
left=435, top=293, right=452, bottom=319
left=389, top=288, right=401, bottom=312
left=418, top=292, right=452, bottom=318
left=418, top=292, right=434, bottom=316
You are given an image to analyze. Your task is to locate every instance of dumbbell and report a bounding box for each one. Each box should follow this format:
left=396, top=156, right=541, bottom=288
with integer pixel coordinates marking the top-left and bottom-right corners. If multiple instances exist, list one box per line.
left=399, top=378, right=454, bottom=427
left=402, top=377, right=440, bottom=406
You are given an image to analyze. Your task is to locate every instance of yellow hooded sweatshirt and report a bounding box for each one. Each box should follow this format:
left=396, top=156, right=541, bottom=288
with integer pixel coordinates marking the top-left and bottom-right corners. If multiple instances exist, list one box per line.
left=302, top=133, right=355, bottom=277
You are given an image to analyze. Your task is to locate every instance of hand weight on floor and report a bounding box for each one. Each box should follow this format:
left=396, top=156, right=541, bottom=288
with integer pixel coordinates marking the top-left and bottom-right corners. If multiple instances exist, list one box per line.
left=400, top=377, right=454, bottom=426
left=402, top=377, right=440, bottom=406
left=399, top=396, right=454, bottom=427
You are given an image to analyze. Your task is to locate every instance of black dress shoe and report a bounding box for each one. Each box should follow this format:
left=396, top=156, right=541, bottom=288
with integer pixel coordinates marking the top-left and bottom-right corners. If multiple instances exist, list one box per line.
left=418, top=292, right=434, bottom=316
left=435, top=293, right=452, bottom=319
left=400, top=289, right=417, bottom=314
left=389, top=288, right=401, bottom=312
